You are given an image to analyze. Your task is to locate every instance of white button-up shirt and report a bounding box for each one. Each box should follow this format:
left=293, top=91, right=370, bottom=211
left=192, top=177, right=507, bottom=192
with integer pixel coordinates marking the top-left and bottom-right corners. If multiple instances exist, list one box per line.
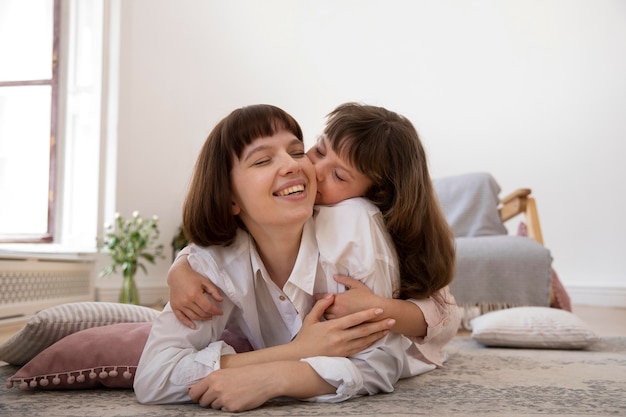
left=135, top=198, right=444, bottom=405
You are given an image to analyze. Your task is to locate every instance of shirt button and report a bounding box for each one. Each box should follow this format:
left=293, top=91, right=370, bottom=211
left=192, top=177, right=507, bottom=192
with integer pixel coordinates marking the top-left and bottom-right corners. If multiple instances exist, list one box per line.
left=279, top=295, right=286, bottom=301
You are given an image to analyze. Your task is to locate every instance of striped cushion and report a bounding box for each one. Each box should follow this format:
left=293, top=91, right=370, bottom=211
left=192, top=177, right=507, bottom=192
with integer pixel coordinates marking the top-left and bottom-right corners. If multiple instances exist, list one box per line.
left=0, top=302, right=159, bottom=365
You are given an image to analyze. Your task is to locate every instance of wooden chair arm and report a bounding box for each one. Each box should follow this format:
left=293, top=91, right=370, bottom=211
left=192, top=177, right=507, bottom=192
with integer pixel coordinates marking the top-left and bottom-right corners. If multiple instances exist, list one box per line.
left=500, top=188, right=531, bottom=205
left=499, top=186, right=550, bottom=304
left=499, top=189, right=530, bottom=223
left=499, top=188, right=544, bottom=246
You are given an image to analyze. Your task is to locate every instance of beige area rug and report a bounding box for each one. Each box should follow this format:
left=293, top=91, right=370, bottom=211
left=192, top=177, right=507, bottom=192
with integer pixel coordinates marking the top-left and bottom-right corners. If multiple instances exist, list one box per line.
left=1, top=336, right=625, bottom=417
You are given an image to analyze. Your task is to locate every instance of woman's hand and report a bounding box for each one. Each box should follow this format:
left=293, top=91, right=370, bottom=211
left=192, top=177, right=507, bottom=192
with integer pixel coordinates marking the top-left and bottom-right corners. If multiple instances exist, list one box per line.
left=189, top=361, right=335, bottom=412
left=314, top=275, right=386, bottom=321
left=167, top=254, right=224, bottom=329
left=189, top=364, right=276, bottom=412
left=290, top=293, right=395, bottom=358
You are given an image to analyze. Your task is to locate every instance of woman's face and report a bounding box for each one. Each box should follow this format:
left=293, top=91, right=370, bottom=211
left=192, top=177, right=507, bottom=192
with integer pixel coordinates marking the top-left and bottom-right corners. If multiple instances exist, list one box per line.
left=230, top=130, right=317, bottom=233
left=306, top=135, right=372, bottom=205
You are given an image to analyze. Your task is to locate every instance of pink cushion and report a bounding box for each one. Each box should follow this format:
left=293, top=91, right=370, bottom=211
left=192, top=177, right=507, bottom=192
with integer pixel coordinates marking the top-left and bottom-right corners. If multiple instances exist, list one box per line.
left=6, top=322, right=152, bottom=390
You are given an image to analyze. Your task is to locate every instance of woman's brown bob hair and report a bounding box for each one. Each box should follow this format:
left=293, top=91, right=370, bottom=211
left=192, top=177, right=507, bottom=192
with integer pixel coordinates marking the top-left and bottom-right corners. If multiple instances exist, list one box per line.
left=183, top=104, right=303, bottom=247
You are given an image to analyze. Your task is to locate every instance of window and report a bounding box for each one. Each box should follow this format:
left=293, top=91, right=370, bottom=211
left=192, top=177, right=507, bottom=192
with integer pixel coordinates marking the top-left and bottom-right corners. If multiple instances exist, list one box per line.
left=0, top=0, right=59, bottom=242
left=0, top=0, right=104, bottom=249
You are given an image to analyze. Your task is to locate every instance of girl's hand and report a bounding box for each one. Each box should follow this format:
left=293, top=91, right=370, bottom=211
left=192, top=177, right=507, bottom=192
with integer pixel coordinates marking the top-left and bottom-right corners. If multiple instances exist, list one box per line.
left=167, top=255, right=224, bottom=329
left=314, top=275, right=385, bottom=321
left=316, top=276, right=429, bottom=338
left=290, top=294, right=394, bottom=358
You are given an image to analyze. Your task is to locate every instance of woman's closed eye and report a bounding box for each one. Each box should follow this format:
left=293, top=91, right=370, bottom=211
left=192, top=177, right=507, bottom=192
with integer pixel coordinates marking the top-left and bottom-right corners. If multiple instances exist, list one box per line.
left=252, top=158, right=271, bottom=166
left=253, top=150, right=304, bottom=166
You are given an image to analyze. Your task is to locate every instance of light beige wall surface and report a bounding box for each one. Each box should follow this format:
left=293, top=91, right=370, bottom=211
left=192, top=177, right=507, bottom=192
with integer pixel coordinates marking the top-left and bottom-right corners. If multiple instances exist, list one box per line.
left=110, top=0, right=626, bottom=304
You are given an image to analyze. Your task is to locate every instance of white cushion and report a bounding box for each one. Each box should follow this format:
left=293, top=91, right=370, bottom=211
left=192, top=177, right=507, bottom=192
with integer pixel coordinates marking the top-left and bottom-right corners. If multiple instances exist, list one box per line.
left=470, top=307, right=598, bottom=349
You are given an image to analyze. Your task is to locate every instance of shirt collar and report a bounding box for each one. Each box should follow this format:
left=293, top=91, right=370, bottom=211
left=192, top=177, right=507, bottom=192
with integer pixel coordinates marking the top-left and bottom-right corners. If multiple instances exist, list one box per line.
left=249, top=218, right=319, bottom=295
left=287, top=218, right=319, bottom=295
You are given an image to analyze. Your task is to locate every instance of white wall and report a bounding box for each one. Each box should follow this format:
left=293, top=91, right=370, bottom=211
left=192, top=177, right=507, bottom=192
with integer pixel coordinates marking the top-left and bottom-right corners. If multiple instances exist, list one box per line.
left=110, top=0, right=626, bottom=305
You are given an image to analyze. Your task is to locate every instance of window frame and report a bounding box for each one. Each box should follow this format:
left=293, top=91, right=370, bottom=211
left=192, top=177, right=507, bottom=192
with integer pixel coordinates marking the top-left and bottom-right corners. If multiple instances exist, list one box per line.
left=0, top=0, right=60, bottom=243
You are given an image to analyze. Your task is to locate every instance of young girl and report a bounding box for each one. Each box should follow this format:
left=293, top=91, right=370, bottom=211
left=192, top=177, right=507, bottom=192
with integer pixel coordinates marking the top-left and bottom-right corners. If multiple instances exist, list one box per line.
left=309, top=103, right=458, bottom=363
left=168, top=103, right=459, bottom=368
left=135, top=104, right=443, bottom=412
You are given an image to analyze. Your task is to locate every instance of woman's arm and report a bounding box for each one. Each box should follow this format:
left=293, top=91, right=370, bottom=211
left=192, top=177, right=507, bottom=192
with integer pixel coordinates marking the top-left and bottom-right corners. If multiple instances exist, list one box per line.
left=188, top=296, right=389, bottom=412
left=134, top=302, right=235, bottom=404
left=187, top=298, right=374, bottom=412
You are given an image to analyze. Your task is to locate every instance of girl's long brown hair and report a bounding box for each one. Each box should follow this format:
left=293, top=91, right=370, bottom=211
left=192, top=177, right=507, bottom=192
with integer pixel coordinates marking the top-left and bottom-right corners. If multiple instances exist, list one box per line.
left=324, top=103, right=455, bottom=299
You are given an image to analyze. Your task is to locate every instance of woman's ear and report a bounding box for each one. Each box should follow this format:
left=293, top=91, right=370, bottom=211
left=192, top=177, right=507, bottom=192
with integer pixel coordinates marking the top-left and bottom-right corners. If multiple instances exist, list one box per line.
left=231, top=200, right=241, bottom=215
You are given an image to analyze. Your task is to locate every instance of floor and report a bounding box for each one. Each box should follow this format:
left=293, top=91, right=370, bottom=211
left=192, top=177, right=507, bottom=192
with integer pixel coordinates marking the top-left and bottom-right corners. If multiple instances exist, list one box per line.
left=572, top=304, right=626, bottom=337
left=0, top=305, right=624, bottom=347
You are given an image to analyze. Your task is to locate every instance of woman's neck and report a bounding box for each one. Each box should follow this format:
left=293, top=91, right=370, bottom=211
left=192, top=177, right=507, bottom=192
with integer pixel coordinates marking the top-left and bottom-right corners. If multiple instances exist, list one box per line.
left=252, top=226, right=303, bottom=289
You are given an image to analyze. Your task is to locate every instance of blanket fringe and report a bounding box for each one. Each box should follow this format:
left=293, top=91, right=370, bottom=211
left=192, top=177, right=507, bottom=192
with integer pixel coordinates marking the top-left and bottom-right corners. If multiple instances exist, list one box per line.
left=458, top=302, right=524, bottom=331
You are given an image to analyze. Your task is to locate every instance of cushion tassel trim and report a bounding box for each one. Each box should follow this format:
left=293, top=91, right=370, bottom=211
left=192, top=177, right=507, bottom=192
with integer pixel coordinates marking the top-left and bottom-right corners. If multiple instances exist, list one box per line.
left=5, top=366, right=136, bottom=389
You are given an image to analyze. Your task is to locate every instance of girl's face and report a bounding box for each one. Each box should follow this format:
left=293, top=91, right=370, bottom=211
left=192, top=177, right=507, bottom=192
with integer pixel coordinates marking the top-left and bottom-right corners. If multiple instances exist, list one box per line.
left=230, top=130, right=317, bottom=233
left=306, top=135, right=372, bottom=205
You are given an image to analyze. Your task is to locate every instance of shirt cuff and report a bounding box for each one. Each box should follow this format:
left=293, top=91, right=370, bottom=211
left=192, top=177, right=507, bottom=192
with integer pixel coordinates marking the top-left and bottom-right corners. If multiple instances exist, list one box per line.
left=408, top=297, right=441, bottom=343
left=170, top=340, right=236, bottom=386
left=299, top=356, right=363, bottom=403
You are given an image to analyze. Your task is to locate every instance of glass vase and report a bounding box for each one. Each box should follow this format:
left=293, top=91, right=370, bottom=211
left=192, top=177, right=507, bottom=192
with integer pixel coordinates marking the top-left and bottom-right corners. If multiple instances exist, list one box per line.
left=119, top=266, right=140, bottom=305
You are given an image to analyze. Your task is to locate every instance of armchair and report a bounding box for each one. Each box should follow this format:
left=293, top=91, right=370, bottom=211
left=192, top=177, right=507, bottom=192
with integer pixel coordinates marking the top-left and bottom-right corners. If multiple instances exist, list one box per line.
left=433, top=172, right=570, bottom=329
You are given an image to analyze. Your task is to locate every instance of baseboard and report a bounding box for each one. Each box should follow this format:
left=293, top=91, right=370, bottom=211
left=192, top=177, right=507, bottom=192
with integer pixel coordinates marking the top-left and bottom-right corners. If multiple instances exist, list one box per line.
left=566, top=284, right=626, bottom=308
left=95, top=284, right=169, bottom=307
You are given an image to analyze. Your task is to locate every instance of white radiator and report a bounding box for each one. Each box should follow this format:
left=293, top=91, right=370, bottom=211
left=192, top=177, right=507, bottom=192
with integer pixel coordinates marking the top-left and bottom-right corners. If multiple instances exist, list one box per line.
left=0, top=256, right=95, bottom=322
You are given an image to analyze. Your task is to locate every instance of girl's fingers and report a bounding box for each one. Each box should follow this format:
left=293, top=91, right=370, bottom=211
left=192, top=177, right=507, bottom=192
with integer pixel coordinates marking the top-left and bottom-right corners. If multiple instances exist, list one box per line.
left=202, top=282, right=225, bottom=302
left=305, top=294, right=335, bottom=324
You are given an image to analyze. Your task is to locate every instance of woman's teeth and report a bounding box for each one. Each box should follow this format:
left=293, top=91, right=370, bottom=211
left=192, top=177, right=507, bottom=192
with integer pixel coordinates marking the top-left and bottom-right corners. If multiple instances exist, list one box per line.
left=275, top=185, right=304, bottom=196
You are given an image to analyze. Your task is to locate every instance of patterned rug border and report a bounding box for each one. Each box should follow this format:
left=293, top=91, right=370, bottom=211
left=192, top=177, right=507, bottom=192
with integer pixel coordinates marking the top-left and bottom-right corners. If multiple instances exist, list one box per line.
left=1, top=336, right=625, bottom=417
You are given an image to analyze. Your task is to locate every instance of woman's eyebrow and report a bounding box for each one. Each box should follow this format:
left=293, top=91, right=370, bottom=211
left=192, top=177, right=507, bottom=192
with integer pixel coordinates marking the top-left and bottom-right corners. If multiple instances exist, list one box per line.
left=242, top=137, right=302, bottom=161
left=242, top=144, right=271, bottom=162
left=289, top=138, right=304, bottom=148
